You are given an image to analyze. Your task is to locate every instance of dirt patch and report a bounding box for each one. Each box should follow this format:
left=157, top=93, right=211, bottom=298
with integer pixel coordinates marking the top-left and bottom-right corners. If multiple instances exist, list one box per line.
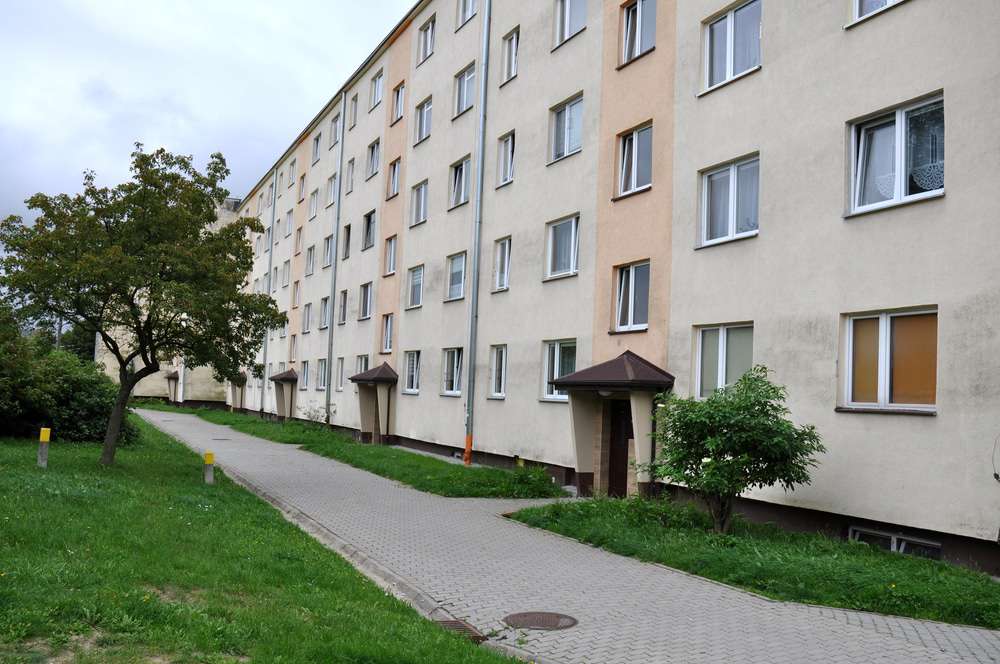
left=146, top=585, right=205, bottom=605
left=48, top=631, right=102, bottom=663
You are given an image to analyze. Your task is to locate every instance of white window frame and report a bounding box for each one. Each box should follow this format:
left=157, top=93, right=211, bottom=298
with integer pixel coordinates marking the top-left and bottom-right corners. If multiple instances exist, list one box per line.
left=844, top=309, right=937, bottom=412
left=292, top=281, right=301, bottom=308
left=700, top=155, right=759, bottom=246
left=546, top=215, right=580, bottom=278
left=551, top=96, right=583, bottom=161
left=853, top=0, right=904, bottom=21
left=555, top=0, right=586, bottom=45
left=323, top=235, right=334, bottom=267
left=289, top=335, right=297, bottom=362
left=392, top=83, right=405, bottom=123
left=412, top=180, right=429, bottom=226
left=415, top=97, right=433, bottom=143
left=695, top=324, right=753, bottom=398
left=338, top=290, right=348, bottom=324
left=356, top=354, right=370, bottom=376
left=403, top=350, right=421, bottom=393
left=302, top=302, right=312, bottom=334
left=498, top=132, right=515, bottom=185
left=387, top=159, right=401, bottom=198
left=305, top=246, right=315, bottom=275
left=543, top=339, right=576, bottom=401
left=346, top=159, right=355, bottom=194
left=326, top=174, right=337, bottom=207
left=382, top=314, right=393, bottom=353
left=418, top=16, right=436, bottom=63
left=367, top=140, right=380, bottom=179
left=298, top=174, right=307, bottom=201
left=441, top=347, right=463, bottom=396
left=317, top=358, right=328, bottom=390
left=703, top=0, right=761, bottom=90
left=350, top=94, right=358, bottom=127
left=285, top=210, right=293, bottom=237
left=619, top=124, right=653, bottom=195
left=330, top=115, right=341, bottom=147
left=370, top=70, right=384, bottom=110
left=281, top=260, right=291, bottom=287
left=362, top=211, right=376, bottom=251
left=454, top=64, right=476, bottom=116
left=294, top=228, right=303, bottom=254
left=309, top=189, right=319, bottom=219
left=450, top=157, right=471, bottom=207
left=384, top=236, right=397, bottom=276
left=342, top=224, right=351, bottom=259
left=615, top=261, right=649, bottom=332
left=445, top=252, right=467, bottom=301
left=850, top=96, right=944, bottom=215
left=622, top=0, right=655, bottom=64
left=287, top=159, right=296, bottom=187
left=300, top=360, right=309, bottom=390
left=336, top=357, right=345, bottom=391
left=408, top=265, right=424, bottom=308
left=502, top=28, right=519, bottom=82
left=359, top=282, right=373, bottom=320
left=319, top=296, right=330, bottom=329
left=311, top=134, right=321, bottom=163
left=457, top=0, right=477, bottom=27
left=489, top=344, right=507, bottom=398
left=494, top=236, right=511, bottom=291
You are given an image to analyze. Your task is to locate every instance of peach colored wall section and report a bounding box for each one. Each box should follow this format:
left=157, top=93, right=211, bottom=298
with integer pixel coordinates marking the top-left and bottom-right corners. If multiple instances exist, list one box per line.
left=592, top=0, right=676, bottom=369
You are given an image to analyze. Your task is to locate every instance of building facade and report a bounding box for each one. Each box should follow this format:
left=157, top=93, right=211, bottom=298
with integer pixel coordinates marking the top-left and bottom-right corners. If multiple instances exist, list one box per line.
left=232, top=0, right=1000, bottom=571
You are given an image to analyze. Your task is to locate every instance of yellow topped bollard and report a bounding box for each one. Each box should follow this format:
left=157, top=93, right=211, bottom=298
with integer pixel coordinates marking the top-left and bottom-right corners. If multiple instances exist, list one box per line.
left=203, top=451, right=215, bottom=485
left=37, top=428, right=50, bottom=469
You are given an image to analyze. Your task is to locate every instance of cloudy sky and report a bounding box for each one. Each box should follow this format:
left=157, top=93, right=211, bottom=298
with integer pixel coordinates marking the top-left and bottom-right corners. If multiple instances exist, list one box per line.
left=0, top=0, right=414, bottom=222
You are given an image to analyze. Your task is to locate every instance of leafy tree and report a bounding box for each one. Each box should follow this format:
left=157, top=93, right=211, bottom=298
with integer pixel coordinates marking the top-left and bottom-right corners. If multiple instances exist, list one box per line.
left=648, top=365, right=825, bottom=534
left=0, top=145, right=285, bottom=465
left=59, top=321, right=98, bottom=362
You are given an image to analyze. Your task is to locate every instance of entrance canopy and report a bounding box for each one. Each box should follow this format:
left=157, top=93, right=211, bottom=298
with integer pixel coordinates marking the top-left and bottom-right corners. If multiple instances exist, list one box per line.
left=269, top=368, right=299, bottom=383
left=349, top=362, right=398, bottom=385
left=551, top=350, right=674, bottom=393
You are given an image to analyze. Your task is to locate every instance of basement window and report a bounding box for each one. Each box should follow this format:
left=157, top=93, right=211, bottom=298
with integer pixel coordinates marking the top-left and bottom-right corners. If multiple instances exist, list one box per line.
left=849, top=527, right=942, bottom=560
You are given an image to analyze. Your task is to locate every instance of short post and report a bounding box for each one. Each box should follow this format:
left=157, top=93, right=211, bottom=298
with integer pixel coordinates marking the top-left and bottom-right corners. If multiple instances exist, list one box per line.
left=203, top=451, right=215, bottom=485
left=37, top=428, right=51, bottom=469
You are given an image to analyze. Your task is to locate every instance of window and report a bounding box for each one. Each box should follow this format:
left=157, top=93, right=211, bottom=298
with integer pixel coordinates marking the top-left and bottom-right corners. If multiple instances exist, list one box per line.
left=305, top=245, right=316, bottom=275
left=622, top=0, right=656, bottom=63
left=616, top=262, right=650, bottom=331
left=265, top=184, right=273, bottom=207
left=346, top=159, right=355, bottom=194
left=849, top=527, right=941, bottom=560
left=298, top=174, right=307, bottom=201
left=317, top=358, right=328, bottom=390
left=342, top=224, right=351, bottom=259
left=556, top=0, right=587, bottom=44
left=544, top=340, right=576, bottom=400
left=326, top=174, right=337, bottom=206
left=697, top=324, right=753, bottom=398
left=493, top=237, right=511, bottom=291
left=338, top=289, right=348, bottom=324
left=412, top=181, right=429, bottom=225
left=356, top=354, right=370, bottom=375
left=502, top=28, right=519, bottom=82
left=312, top=134, right=322, bottom=163
left=300, top=360, right=309, bottom=389
left=362, top=211, right=376, bottom=250
left=552, top=96, right=583, bottom=160
left=272, top=267, right=278, bottom=292
left=454, top=65, right=476, bottom=117
left=855, top=0, right=904, bottom=20
left=418, top=16, right=436, bottom=63
left=392, top=83, right=405, bottom=123
left=415, top=98, right=433, bottom=143
left=404, top=351, right=421, bottom=393
left=450, top=157, right=470, bottom=207
left=281, top=260, right=291, bottom=287
left=384, top=236, right=397, bottom=275
left=309, top=189, right=319, bottom=219
left=302, top=302, right=312, bottom=333
left=498, top=132, right=515, bottom=185
left=408, top=265, right=424, bottom=308
left=705, top=0, right=761, bottom=89
left=367, top=140, right=380, bottom=178
left=381, top=314, right=393, bottom=353
left=370, top=70, right=384, bottom=109
left=702, top=156, right=759, bottom=245
left=330, top=114, right=341, bottom=147
left=442, top=348, right=463, bottom=395
left=336, top=358, right=345, bottom=390
left=350, top=94, right=358, bottom=127
left=446, top=253, right=466, bottom=301
left=846, top=310, right=937, bottom=410
left=280, top=318, right=287, bottom=338
left=387, top=158, right=401, bottom=198
left=319, top=296, right=330, bottom=328
left=620, top=124, right=653, bottom=195
left=489, top=345, right=507, bottom=398
left=852, top=97, right=944, bottom=213
left=359, top=282, right=373, bottom=319
left=287, top=159, right=296, bottom=187
left=457, top=0, right=476, bottom=26
left=294, top=228, right=303, bottom=254
left=546, top=216, right=579, bottom=277
left=323, top=235, right=334, bottom=267
left=292, top=281, right=301, bottom=308
left=285, top=210, right=293, bottom=237
left=290, top=335, right=297, bottom=362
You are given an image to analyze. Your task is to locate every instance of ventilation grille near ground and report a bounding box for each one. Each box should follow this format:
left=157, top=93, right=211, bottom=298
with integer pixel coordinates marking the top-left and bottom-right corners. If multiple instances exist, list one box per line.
left=436, top=619, right=487, bottom=644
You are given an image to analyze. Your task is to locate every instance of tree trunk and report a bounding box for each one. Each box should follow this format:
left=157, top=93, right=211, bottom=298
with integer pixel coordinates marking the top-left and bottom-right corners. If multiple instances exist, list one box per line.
left=706, top=494, right=735, bottom=534
left=100, top=379, right=134, bottom=466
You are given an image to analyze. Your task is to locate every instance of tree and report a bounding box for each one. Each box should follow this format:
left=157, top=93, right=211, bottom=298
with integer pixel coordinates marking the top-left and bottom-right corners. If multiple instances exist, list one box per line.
left=59, top=321, right=98, bottom=362
left=0, top=145, right=285, bottom=465
left=648, top=365, right=825, bottom=534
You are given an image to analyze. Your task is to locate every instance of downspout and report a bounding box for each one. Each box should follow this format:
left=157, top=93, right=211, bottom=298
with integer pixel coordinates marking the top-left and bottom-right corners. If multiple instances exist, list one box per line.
left=463, top=0, right=492, bottom=465
left=259, top=168, right=279, bottom=414
left=324, top=92, right=349, bottom=424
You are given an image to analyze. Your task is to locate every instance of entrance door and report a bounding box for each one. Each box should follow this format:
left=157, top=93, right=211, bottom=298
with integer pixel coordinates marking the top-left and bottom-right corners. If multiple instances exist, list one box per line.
left=607, top=400, right=633, bottom=498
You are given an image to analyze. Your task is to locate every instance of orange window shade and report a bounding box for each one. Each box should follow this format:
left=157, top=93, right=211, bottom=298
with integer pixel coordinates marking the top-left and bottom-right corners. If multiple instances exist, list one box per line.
left=851, top=318, right=879, bottom=403
left=890, top=313, right=937, bottom=405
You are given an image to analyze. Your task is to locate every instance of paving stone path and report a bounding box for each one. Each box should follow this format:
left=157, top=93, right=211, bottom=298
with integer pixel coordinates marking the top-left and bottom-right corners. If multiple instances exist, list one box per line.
left=138, top=410, right=1000, bottom=664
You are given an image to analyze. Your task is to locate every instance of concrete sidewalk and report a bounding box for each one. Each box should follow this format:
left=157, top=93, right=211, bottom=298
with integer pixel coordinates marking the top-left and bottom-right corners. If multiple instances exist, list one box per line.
left=137, top=409, right=1000, bottom=664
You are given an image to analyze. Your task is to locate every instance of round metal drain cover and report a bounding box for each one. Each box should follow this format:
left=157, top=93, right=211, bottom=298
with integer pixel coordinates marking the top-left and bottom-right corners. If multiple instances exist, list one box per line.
left=503, top=612, right=577, bottom=631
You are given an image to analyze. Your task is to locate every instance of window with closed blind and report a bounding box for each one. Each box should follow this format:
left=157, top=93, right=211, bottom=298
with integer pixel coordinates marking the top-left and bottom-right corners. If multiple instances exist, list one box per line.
left=846, top=310, right=937, bottom=411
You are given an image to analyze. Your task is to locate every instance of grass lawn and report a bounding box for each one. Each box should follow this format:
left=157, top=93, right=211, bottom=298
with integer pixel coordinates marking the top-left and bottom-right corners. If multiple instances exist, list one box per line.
left=0, top=417, right=516, bottom=664
left=512, top=497, right=1000, bottom=629
left=134, top=401, right=566, bottom=499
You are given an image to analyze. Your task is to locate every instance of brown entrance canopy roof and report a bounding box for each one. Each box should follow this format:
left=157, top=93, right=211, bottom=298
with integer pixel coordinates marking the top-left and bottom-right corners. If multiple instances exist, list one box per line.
left=551, top=351, right=675, bottom=392
left=269, top=368, right=298, bottom=383
left=349, top=362, right=398, bottom=385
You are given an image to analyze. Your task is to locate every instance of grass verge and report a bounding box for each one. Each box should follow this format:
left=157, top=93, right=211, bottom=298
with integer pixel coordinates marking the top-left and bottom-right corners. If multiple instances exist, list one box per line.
left=0, top=417, right=516, bottom=663
left=133, top=401, right=565, bottom=499
left=511, top=497, right=1000, bottom=629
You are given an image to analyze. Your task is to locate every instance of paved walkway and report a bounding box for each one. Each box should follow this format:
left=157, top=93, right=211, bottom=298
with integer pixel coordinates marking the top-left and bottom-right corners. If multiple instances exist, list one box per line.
left=138, top=410, right=1000, bottom=664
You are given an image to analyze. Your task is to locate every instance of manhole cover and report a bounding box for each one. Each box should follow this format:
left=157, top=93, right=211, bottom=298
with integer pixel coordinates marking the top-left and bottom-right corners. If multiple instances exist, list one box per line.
left=503, top=612, right=577, bottom=631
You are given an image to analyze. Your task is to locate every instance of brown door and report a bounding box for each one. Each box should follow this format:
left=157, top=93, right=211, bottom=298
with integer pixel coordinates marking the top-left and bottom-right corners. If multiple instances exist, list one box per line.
left=607, top=400, right=633, bottom=498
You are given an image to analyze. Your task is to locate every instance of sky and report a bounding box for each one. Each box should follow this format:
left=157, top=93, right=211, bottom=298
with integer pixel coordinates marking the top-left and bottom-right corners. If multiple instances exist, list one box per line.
left=0, top=0, right=415, bottom=222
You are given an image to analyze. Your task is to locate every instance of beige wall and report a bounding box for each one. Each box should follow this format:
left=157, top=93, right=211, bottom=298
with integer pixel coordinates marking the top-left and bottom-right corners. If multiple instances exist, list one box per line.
left=668, top=0, right=1000, bottom=541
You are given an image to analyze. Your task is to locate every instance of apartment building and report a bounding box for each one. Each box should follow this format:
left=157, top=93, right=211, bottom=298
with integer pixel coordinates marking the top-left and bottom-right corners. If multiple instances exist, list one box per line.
left=231, top=0, right=1000, bottom=571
